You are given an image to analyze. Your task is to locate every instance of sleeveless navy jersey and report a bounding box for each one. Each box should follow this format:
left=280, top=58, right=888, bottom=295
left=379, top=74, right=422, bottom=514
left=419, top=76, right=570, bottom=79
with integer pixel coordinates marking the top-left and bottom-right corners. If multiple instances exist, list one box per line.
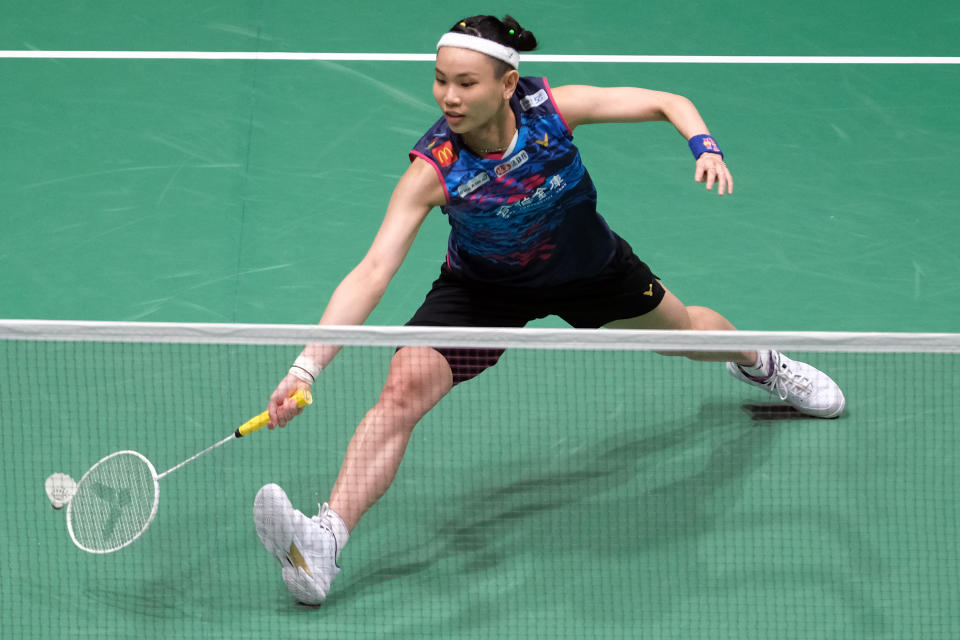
left=410, top=77, right=618, bottom=286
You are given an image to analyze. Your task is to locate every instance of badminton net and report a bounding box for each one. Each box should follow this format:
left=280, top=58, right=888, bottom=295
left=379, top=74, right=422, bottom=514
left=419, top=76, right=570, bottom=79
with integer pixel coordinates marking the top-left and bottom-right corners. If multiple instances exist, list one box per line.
left=1, top=319, right=958, bottom=640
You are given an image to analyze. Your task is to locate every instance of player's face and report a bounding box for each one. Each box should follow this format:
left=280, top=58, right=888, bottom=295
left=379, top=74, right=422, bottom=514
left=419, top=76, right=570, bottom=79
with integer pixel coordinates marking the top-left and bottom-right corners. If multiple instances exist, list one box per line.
left=433, top=47, right=512, bottom=134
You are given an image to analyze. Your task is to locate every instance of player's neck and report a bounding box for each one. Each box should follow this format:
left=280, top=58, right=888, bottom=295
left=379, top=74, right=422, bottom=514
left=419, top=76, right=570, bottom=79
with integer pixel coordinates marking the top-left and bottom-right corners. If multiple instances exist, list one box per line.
left=464, top=105, right=517, bottom=156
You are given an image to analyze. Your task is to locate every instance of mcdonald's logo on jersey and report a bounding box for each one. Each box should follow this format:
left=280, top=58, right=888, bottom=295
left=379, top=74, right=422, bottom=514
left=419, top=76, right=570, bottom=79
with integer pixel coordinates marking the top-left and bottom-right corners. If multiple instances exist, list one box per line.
left=432, top=141, right=457, bottom=167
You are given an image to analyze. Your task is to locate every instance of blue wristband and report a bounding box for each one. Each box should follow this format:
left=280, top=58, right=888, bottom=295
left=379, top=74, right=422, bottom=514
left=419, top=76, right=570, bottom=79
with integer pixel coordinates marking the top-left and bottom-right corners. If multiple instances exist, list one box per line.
left=688, top=134, right=724, bottom=160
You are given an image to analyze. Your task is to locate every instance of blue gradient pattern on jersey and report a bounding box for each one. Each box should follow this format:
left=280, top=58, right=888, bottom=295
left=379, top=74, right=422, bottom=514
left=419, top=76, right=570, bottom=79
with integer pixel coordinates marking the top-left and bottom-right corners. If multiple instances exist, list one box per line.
left=410, top=77, right=617, bottom=286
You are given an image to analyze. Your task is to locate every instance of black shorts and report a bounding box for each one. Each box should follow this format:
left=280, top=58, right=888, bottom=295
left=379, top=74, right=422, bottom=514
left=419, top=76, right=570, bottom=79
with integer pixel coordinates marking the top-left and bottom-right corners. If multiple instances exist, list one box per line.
left=406, top=235, right=666, bottom=384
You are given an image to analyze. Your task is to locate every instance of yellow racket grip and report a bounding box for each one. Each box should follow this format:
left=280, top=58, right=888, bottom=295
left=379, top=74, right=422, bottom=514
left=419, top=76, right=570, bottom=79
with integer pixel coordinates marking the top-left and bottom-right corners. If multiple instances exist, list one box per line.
left=234, top=388, right=313, bottom=438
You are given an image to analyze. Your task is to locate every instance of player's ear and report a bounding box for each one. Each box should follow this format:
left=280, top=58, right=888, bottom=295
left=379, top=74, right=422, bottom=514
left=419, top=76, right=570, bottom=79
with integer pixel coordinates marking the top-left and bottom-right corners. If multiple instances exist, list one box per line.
left=502, top=69, right=519, bottom=99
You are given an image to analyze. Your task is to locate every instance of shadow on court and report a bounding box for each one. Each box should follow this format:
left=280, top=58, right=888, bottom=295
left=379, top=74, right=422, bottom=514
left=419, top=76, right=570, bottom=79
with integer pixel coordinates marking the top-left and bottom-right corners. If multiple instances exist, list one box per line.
left=324, top=399, right=887, bottom=635
left=328, top=401, right=777, bottom=601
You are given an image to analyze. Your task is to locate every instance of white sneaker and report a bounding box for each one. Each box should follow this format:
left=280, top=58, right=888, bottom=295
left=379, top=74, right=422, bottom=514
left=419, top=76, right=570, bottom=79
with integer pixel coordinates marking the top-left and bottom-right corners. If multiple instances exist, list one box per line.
left=253, top=483, right=342, bottom=605
left=727, top=350, right=845, bottom=418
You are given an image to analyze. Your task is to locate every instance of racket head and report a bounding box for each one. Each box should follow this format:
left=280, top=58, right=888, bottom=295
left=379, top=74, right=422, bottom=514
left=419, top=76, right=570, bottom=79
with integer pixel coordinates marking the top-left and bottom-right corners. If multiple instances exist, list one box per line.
left=67, top=450, right=160, bottom=554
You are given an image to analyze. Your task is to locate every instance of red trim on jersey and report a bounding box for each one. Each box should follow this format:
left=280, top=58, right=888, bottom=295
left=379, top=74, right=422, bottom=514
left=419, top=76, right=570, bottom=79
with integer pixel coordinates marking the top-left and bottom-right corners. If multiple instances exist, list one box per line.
left=542, top=77, right=572, bottom=136
left=409, top=150, right=450, bottom=204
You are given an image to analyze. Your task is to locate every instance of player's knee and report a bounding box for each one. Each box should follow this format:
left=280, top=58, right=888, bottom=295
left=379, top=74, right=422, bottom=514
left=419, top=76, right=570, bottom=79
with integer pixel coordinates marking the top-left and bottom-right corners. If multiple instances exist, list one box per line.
left=377, top=348, right=452, bottom=421
left=378, top=373, right=424, bottom=413
left=687, top=305, right=736, bottom=332
left=684, top=305, right=719, bottom=331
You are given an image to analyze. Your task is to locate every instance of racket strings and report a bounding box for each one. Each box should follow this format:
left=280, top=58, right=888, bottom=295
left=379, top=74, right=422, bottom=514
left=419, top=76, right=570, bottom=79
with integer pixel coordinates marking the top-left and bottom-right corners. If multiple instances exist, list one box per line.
left=68, top=452, right=158, bottom=553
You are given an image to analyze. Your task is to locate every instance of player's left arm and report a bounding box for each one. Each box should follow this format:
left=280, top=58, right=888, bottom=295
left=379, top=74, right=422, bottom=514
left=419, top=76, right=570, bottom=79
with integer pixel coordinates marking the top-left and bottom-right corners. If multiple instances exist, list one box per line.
left=551, top=84, right=733, bottom=196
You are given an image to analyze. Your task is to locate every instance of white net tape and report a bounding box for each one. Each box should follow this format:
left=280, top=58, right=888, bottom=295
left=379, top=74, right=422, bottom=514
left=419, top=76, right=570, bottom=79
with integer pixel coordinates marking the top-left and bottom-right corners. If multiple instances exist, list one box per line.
left=1, top=320, right=958, bottom=352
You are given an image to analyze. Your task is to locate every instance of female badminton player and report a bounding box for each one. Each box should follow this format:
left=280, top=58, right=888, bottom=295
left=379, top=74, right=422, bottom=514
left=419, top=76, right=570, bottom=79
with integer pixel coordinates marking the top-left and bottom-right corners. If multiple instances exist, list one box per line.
left=253, top=15, right=846, bottom=605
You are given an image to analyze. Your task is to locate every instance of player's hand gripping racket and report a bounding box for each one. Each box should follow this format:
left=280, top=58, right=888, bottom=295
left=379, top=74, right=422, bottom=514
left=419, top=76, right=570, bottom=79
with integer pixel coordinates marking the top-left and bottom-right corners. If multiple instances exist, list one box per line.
left=65, top=389, right=312, bottom=554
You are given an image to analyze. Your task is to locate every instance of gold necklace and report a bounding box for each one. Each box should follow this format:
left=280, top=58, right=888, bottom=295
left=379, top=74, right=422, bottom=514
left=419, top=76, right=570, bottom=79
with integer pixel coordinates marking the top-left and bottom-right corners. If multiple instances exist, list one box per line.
left=472, top=131, right=516, bottom=155
left=474, top=141, right=508, bottom=154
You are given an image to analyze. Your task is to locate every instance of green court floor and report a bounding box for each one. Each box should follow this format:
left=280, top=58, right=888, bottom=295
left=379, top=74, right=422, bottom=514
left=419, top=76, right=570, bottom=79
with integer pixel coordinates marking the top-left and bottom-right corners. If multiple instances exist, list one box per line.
left=2, top=1, right=959, bottom=638
left=4, top=344, right=959, bottom=639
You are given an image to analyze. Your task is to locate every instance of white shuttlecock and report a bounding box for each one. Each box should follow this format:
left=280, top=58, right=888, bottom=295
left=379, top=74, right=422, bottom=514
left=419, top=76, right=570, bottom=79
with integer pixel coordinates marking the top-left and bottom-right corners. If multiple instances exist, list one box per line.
left=45, top=473, right=77, bottom=510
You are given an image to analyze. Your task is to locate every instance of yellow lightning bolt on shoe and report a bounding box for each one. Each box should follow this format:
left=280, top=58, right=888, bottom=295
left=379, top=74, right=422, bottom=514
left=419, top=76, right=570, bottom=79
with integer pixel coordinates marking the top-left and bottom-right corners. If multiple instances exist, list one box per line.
left=287, top=543, right=312, bottom=577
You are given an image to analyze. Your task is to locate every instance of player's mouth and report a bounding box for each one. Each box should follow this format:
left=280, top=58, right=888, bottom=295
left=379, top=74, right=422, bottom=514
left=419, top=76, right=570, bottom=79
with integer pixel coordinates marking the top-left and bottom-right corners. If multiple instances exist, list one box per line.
left=444, top=111, right=466, bottom=125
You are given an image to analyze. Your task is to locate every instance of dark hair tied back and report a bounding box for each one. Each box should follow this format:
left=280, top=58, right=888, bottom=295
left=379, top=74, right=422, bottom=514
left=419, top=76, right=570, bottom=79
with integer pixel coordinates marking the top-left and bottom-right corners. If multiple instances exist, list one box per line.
left=451, top=15, right=538, bottom=52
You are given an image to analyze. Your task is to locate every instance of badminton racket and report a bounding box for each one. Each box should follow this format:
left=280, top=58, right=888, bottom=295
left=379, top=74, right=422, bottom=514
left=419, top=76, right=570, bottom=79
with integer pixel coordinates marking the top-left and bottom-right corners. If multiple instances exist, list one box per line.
left=65, top=389, right=312, bottom=554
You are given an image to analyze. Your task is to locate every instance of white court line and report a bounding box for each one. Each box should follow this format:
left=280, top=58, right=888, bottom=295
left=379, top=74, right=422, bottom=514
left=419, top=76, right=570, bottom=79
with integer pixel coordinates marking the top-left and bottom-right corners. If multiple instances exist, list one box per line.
left=1, top=51, right=959, bottom=64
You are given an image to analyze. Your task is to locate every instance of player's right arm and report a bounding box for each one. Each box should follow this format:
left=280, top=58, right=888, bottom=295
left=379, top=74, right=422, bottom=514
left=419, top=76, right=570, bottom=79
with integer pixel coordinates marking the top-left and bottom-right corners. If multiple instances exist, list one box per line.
left=268, top=157, right=447, bottom=426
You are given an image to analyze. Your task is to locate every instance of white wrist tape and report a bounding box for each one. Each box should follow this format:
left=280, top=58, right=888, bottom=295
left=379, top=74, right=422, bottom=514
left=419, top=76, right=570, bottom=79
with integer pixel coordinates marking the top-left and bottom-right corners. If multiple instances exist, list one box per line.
left=289, top=355, right=322, bottom=384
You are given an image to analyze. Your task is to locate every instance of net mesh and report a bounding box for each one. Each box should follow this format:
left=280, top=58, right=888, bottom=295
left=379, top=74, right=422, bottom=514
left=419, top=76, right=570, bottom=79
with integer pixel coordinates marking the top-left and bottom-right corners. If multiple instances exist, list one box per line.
left=69, top=452, right=158, bottom=553
left=2, top=321, right=959, bottom=639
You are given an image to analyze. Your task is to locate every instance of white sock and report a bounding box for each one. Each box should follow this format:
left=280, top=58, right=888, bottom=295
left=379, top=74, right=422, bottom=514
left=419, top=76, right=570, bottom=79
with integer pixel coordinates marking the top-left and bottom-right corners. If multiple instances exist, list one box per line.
left=740, top=350, right=774, bottom=379
left=320, top=505, right=350, bottom=560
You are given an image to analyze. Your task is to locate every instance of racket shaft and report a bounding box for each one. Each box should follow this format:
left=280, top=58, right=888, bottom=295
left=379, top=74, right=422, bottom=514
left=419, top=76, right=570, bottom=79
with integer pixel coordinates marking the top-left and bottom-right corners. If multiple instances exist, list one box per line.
left=159, top=389, right=313, bottom=479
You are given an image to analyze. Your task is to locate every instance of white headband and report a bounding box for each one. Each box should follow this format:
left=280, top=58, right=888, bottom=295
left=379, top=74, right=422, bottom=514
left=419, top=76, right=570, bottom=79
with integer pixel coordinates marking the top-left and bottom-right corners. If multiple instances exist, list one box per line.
left=436, top=32, right=520, bottom=69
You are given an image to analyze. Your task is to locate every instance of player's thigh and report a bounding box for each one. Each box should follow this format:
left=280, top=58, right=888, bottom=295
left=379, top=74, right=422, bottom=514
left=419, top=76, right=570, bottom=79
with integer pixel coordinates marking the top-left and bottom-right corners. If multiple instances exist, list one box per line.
left=603, top=286, right=693, bottom=330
